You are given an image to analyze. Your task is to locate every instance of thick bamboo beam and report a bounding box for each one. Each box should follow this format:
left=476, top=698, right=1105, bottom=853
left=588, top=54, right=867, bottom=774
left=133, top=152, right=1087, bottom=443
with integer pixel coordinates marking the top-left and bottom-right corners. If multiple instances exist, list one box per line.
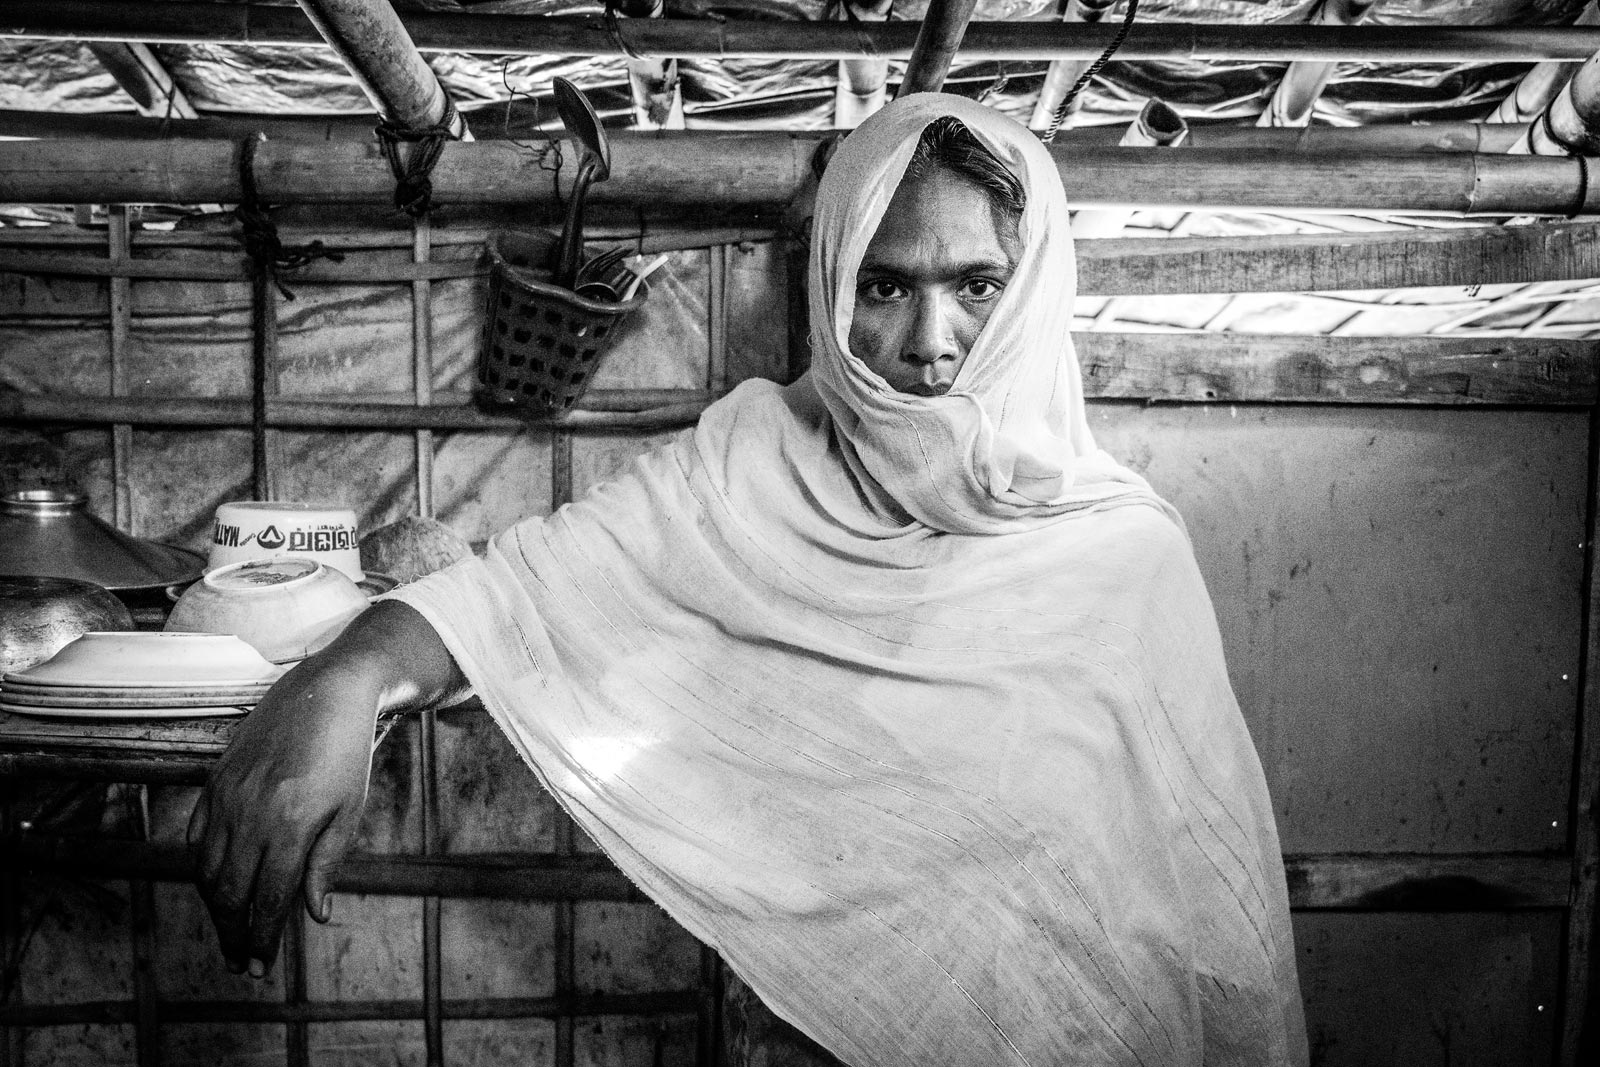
left=4, top=138, right=1600, bottom=214
left=293, top=0, right=464, bottom=136
left=896, top=0, right=978, bottom=98
left=0, top=109, right=1528, bottom=155
left=11, top=5, right=1600, bottom=62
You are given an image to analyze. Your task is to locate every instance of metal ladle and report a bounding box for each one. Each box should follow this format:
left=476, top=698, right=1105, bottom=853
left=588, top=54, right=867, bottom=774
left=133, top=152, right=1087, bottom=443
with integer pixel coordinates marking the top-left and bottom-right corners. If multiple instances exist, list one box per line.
left=552, top=77, right=611, bottom=291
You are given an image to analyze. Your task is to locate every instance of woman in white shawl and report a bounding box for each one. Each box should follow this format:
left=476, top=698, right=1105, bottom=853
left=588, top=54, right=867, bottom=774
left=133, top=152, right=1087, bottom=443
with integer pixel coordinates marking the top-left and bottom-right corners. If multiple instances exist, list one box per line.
left=192, top=93, right=1308, bottom=1066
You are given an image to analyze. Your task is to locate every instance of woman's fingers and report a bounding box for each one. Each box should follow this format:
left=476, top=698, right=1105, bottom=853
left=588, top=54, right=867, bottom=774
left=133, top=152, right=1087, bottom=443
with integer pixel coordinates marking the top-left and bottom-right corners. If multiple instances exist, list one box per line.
left=303, top=803, right=360, bottom=924
left=199, top=827, right=264, bottom=974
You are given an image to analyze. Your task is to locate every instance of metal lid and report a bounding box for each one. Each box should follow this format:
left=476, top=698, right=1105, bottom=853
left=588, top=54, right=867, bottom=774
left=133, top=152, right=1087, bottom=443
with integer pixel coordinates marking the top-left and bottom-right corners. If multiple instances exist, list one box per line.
left=0, top=489, right=206, bottom=592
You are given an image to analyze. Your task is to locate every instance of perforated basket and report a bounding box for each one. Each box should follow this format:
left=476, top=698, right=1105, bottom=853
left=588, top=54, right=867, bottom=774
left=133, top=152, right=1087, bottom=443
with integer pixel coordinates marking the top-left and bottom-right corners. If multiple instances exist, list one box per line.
left=477, top=232, right=646, bottom=418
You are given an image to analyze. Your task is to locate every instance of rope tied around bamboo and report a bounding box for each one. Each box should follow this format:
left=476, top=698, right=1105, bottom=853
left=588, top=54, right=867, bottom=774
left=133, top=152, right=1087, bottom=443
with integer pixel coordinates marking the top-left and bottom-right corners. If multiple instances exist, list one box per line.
left=232, top=132, right=342, bottom=299
left=375, top=96, right=461, bottom=218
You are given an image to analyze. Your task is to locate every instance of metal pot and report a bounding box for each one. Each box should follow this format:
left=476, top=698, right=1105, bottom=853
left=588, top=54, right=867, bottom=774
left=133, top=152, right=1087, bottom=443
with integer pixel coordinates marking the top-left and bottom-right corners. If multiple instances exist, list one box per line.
left=0, top=574, right=135, bottom=675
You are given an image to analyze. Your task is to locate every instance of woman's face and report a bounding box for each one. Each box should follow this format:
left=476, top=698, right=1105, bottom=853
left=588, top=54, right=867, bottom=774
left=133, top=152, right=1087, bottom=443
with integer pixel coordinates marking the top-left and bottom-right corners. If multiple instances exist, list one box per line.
left=848, top=167, right=1021, bottom=396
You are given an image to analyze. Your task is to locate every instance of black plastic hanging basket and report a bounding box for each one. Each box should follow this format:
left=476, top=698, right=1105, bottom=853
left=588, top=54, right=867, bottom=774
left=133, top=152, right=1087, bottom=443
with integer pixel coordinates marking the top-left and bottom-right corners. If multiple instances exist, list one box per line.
left=477, top=232, right=647, bottom=418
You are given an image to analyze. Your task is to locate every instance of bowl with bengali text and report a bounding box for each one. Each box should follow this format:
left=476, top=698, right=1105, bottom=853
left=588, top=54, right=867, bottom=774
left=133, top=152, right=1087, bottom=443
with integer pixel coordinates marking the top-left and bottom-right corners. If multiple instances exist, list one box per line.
left=208, top=501, right=363, bottom=582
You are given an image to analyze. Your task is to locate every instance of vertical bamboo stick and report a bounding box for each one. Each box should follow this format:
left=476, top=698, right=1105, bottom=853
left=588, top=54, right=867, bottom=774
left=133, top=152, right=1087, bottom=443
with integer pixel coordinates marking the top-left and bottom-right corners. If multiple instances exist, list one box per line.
left=550, top=429, right=576, bottom=1067
left=128, top=787, right=162, bottom=1067
left=1, top=781, right=18, bottom=1067
left=283, top=910, right=310, bottom=1067
left=896, top=0, right=979, bottom=98
left=420, top=709, right=444, bottom=1067
left=249, top=269, right=281, bottom=502
left=1562, top=408, right=1600, bottom=1067
left=108, top=206, right=134, bottom=531
left=708, top=246, right=728, bottom=395
left=412, top=217, right=436, bottom=519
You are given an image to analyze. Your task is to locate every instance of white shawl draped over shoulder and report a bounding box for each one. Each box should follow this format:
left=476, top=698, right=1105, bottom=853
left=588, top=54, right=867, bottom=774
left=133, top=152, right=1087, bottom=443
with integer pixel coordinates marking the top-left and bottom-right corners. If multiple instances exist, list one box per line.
left=387, top=94, right=1307, bottom=1067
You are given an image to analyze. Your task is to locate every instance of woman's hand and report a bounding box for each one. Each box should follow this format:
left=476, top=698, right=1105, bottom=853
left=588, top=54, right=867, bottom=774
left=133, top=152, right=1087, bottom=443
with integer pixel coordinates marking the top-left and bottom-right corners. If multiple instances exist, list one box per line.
left=187, top=600, right=465, bottom=977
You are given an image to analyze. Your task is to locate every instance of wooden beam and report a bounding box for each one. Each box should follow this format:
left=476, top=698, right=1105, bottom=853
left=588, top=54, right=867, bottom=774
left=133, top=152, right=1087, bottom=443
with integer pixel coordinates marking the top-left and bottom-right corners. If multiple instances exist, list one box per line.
left=4, top=138, right=1600, bottom=215
left=1077, top=221, right=1600, bottom=296
left=10, top=5, right=1600, bottom=62
left=1074, top=333, right=1598, bottom=406
left=5, top=220, right=1600, bottom=296
left=4, top=335, right=1594, bottom=421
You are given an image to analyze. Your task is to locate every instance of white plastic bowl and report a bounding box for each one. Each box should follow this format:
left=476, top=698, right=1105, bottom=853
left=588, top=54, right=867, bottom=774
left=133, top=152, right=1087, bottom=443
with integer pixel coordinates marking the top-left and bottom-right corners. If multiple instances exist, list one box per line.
left=165, top=557, right=369, bottom=663
left=5, top=631, right=285, bottom=688
left=208, top=501, right=363, bottom=582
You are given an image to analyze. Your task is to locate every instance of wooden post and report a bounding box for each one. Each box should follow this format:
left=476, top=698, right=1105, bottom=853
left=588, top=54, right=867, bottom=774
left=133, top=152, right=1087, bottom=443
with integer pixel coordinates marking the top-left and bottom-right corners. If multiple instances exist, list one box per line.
left=896, top=0, right=979, bottom=98
left=107, top=206, right=135, bottom=531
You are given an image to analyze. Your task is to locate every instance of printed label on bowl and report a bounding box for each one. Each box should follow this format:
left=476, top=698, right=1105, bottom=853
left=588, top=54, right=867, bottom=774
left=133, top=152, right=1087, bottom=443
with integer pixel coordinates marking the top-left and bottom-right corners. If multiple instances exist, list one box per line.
left=213, top=519, right=356, bottom=552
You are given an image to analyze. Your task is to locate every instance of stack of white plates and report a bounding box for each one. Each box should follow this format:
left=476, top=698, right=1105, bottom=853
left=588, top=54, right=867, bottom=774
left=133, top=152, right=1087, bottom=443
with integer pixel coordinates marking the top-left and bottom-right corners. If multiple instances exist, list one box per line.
left=0, top=631, right=286, bottom=719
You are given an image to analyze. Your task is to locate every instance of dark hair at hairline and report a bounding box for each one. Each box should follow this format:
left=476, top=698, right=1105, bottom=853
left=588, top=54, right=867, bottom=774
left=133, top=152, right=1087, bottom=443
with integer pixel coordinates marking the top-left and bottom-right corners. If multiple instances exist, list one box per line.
left=902, top=116, right=1025, bottom=228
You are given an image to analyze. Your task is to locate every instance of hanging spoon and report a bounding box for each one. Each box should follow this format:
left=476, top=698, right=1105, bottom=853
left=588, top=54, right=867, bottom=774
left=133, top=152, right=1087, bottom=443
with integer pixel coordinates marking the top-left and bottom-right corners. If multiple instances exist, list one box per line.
left=551, top=77, right=611, bottom=291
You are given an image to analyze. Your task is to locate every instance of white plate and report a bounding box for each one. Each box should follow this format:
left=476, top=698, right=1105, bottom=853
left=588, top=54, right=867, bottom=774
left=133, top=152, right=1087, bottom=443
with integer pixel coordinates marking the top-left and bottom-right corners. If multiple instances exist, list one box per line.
left=0, top=701, right=249, bottom=720
left=0, top=680, right=274, bottom=701
left=5, top=632, right=285, bottom=688
left=0, top=690, right=261, bottom=709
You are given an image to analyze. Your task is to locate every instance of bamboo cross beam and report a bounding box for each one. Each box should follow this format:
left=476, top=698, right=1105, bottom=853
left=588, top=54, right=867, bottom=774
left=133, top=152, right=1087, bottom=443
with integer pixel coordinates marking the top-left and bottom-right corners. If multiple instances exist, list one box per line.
left=4, top=138, right=1600, bottom=215
left=897, top=0, right=979, bottom=97
left=11, top=4, right=1600, bottom=62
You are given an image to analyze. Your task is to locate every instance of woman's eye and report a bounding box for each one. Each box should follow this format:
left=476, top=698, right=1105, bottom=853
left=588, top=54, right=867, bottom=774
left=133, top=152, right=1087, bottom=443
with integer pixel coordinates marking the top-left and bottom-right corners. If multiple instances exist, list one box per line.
left=962, top=277, right=1005, bottom=300
left=859, top=279, right=904, bottom=303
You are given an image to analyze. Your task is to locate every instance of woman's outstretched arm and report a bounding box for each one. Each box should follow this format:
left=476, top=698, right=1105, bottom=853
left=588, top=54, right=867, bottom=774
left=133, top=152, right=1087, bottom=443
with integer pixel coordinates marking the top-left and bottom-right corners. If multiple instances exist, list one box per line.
left=188, top=599, right=466, bottom=977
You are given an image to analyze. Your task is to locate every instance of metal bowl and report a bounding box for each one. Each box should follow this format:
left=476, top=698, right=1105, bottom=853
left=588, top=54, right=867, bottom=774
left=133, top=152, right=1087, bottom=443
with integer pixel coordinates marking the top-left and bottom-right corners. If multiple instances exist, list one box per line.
left=0, top=574, right=136, bottom=674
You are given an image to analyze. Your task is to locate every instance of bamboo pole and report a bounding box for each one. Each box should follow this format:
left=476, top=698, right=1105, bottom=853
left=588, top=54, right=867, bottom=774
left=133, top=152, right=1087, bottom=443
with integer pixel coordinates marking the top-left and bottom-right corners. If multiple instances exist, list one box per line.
left=0, top=108, right=1530, bottom=156
left=86, top=41, right=198, bottom=120
left=1513, top=48, right=1600, bottom=154
left=621, top=0, right=684, bottom=130
left=1029, top=0, right=1115, bottom=131
left=293, top=0, right=466, bottom=137
left=5, top=138, right=1600, bottom=215
left=12, top=5, right=1600, bottom=62
left=835, top=0, right=893, bottom=130
left=1071, top=99, right=1187, bottom=238
left=1257, top=0, right=1376, bottom=128
left=1488, top=2, right=1598, bottom=125
left=0, top=392, right=718, bottom=431
left=896, top=0, right=979, bottom=98
left=0, top=991, right=705, bottom=1027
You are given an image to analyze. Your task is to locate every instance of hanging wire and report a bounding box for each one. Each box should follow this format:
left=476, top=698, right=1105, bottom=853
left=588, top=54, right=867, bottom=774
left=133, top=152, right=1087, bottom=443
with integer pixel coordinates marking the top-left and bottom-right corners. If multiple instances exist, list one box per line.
left=1042, top=0, right=1141, bottom=144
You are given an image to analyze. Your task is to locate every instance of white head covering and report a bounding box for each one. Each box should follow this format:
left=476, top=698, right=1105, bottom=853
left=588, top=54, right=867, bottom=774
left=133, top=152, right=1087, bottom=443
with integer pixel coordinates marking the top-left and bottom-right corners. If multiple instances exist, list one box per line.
left=808, top=92, right=1159, bottom=534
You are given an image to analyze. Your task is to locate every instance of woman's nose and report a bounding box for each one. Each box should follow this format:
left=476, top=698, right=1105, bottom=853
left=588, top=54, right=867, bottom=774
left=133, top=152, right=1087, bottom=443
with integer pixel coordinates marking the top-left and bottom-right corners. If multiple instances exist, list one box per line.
left=903, top=293, right=959, bottom=365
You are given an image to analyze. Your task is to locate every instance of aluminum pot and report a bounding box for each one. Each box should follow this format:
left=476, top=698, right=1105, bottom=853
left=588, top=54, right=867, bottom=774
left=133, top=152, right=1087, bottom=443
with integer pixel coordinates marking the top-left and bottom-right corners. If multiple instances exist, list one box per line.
left=0, top=574, right=135, bottom=675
